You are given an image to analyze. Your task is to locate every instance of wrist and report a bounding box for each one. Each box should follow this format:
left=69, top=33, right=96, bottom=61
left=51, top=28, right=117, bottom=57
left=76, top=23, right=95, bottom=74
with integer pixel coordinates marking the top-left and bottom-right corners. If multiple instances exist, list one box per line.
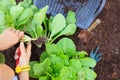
left=15, top=65, right=30, bottom=74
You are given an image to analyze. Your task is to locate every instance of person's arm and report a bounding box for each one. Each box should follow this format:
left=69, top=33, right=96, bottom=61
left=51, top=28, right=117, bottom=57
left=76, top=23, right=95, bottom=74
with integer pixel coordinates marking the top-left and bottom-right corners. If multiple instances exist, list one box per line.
left=18, top=71, right=29, bottom=80
left=14, top=42, right=31, bottom=80
left=0, top=64, right=15, bottom=80
left=0, top=28, right=24, bottom=50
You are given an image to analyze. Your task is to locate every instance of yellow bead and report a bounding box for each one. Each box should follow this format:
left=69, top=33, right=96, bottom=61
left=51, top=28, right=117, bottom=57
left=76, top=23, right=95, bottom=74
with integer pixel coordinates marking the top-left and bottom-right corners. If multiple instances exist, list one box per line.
left=15, top=66, right=22, bottom=73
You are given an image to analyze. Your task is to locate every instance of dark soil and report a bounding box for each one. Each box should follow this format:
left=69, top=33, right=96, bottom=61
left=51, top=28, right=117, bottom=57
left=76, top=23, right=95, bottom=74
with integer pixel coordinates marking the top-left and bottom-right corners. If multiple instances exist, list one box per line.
left=1, top=0, right=120, bottom=80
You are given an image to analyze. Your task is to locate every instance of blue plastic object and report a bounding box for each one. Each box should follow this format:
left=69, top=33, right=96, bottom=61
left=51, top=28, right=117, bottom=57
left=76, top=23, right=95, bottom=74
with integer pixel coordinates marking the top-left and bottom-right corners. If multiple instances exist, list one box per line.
left=34, top=0, right=106, bottom=29
left=90, top=47, right=102, bottom=62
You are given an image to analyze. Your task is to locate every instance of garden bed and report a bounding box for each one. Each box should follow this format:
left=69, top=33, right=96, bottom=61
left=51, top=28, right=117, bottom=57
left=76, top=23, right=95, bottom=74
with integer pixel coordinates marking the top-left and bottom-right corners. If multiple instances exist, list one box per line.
left=2, top=0, right=120, bottom=80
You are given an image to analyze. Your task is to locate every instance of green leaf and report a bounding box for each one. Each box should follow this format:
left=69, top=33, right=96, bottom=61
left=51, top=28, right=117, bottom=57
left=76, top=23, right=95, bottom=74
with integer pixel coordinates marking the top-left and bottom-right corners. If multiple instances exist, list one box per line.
left=24, top=6, right=48, bottom=38
left=33, top=58, right=52, bottom=77
left=70, top=59, right=82, bottom=73
left=77, top=51, right=88, bottom=58
left=83, top=67, right=97, bottom=80
left=15, top=8, right=33, bottom=29
left=0, top=53, right=5, bottom=63
left=18, top=0, right=32, bottom=8
left=60, top=67, right=76, bottom=80
left=57, top=38, right=76, bottom=58
left=52, top=76, right=61, bottom=80
left=0, top=11, right=6, bottom=33
left=49, top=55, right=65, bottom=74
left=0, top=0, right=16, bottom=10
left=30, top=5, right=39, bottom=14
left=39, top=76, right=49, bottom=80
left=23, top=21, right=37, bottom=38
left=77, top=69, right=86, bottom=80
left=50, top=14, right=66, bottom=38
left=66, top=11, right=76, bottom=24
left=59, top=24, right=76, bottom=36
left=36, top=25, right=43, bottom=37
left=40, top=52, right=49, bottom=62
left=46, top=43, right=62, bottom=55
left=29, top=61, right=39, bottom=78
left=80, top=57, right=96, bottom=68
left=59, top=54, right=69, bottom=66
left=33, top=5, right=48, bottom=25
left=10, top=5, right=24, bottom=21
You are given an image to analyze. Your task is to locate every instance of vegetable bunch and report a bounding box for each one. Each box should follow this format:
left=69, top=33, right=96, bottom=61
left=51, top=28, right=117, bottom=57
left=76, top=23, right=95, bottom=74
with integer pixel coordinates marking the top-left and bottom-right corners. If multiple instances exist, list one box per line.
left=30, top=38, right=97, bottom=80
left=0, top=0, right=77, bottom=46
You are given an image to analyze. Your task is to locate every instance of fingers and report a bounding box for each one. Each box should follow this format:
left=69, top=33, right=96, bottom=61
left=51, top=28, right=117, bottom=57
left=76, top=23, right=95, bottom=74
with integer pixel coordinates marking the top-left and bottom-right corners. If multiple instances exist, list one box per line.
left=20, top=42, right=26, bottom=54
left=7, top=28, right=13, bottom=31
left=7, top=28, right=24, bottom=38
left=14, top=47, right=19, bottom=60
left=19, top=31, right=24, bottom=38
left=26, top=42, right=32, bottom=56
left=15, top=30, right=20, bottom=35
left=12, top=29, right=16, bottom=33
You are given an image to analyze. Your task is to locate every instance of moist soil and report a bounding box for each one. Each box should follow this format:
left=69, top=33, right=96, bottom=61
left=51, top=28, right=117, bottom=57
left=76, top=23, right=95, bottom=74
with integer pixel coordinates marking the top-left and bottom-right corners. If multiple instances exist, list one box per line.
left=1, top=0, right=120, bottom=80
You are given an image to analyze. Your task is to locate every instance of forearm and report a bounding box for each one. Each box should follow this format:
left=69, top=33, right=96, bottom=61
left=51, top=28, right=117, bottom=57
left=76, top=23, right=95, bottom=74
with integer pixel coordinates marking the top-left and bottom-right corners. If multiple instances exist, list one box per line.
left=18, top=71, right=29, bottom=80
left=0, top=64, right=15, bottom=80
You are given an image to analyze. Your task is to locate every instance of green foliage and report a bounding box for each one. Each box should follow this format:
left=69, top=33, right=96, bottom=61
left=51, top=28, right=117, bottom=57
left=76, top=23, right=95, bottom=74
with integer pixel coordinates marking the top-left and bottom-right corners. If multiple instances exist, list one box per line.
left=0, top=0, right=76, bottom=47
left=0, top=52, right=5, bottom=63
left=50, top=14, right=66, bottom=38
left=46, top=12, right=77, bottom=43
left=30, top=38, right=97, bottom=80
left=66, top=11, right=76, bottom=25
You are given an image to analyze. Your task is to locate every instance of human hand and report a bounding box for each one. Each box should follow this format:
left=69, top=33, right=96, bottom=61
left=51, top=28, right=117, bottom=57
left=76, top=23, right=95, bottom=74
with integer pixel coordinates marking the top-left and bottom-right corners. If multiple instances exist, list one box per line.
left=14, top=42, right=31, bottom=66
left=0, top=28, right=24, bottom=50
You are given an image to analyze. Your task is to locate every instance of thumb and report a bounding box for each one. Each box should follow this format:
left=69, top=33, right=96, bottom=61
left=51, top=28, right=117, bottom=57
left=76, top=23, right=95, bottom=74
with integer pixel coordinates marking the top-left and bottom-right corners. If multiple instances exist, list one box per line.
left=20, top=42, right=26, bottom=54
left=26, top=42, right=31, bottom=56
left=14, top=47, right=19, bottom=60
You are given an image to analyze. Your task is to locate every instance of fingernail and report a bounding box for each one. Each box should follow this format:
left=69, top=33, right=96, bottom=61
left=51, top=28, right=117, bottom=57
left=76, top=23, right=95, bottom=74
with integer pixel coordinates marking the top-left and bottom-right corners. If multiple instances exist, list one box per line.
left=20, top=32, right=24, bottom=37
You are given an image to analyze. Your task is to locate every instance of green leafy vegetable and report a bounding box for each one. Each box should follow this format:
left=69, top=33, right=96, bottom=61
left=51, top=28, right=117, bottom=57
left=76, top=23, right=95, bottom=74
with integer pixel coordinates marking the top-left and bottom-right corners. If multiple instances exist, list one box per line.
left=66, top=11, right=76, bottom=24
left=56, top=38, right=76, bottom=58
left=30, top=38, right=97, bottom=80
left=0, top=0, right=77, bottom=47
left=50, top=14, right=66, bottom=39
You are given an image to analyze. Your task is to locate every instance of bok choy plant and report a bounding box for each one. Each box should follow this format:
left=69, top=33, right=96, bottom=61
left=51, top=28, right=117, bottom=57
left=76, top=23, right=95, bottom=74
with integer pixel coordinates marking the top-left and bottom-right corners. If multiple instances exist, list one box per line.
left=0, top=0, right=76, bottom=47
left=30, top=38, right=97, bottom=80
